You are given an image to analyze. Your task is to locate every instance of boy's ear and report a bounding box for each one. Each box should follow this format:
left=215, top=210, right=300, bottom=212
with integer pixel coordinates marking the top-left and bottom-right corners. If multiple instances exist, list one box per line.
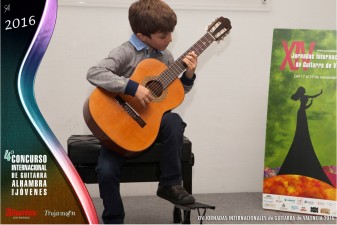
left=136, top=33, right=150, bottom=41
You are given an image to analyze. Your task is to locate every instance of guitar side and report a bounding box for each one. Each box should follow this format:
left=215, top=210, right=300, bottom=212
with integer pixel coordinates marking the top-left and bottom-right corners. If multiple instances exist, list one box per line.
left=83, top=58, right=185, bottom=156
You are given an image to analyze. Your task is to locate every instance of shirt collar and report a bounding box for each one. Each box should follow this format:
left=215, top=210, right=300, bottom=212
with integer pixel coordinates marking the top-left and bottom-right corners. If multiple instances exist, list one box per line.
left=129, top=34, right=164, bottom=55
left=129, top=34, right=147, bottom=51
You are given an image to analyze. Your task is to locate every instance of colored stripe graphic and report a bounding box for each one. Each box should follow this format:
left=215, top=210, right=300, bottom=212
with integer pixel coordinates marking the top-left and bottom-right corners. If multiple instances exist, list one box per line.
left=17, top=0, right=98, bottom=223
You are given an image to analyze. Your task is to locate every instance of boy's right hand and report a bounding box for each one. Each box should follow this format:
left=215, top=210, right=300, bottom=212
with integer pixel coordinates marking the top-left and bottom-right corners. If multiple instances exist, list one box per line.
left=135, top=85, right=153, bottom=108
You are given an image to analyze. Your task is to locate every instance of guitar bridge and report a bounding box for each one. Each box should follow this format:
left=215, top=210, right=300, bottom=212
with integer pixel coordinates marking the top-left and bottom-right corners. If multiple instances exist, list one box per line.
left=115, top=95, right=146, bottom=128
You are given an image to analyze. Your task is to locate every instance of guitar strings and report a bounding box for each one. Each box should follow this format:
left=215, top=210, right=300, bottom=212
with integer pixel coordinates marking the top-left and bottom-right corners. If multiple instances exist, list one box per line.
left=149, top=33, right=215, bottom=95
left=126, top=33, right=215, bottom=110
left=125, top=32, right=216, bottom=112
left=151, top=33, right=215, bottom=94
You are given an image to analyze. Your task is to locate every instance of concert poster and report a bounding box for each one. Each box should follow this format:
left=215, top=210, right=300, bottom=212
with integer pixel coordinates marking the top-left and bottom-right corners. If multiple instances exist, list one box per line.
left=263, top=29, right=337, bottom=217
left=1, top=0, right=98, bottom=223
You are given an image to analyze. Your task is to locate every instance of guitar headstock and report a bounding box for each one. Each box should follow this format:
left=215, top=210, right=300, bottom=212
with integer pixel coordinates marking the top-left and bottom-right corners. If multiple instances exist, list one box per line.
left=207, top=17, right=232, bottom=41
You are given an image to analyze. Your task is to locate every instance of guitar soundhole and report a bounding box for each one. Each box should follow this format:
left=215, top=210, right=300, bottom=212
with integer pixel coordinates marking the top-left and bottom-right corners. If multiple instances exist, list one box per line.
left=146, top=80, right=164, bottom=98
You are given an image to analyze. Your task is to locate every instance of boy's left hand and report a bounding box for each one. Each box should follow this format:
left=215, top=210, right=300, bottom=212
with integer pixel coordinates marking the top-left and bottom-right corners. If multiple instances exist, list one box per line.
left=183, top=51, right=198, bottom=79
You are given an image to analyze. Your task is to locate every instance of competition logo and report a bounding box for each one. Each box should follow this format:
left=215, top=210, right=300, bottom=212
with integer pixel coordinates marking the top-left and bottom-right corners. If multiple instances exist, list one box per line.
left=300, top=207, right=308, bottom=212
left=280, top=41, right=315, bottom=71
left=320, top=208, right=330, bottom=214
left=297, top=198, right=304, bottom=205
left=310, top=207, right=319, bottom=213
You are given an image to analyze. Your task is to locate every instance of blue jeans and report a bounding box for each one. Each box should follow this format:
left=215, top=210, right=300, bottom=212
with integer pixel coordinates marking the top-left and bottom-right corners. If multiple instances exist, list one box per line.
left=96, top=112, right=186, bottom=224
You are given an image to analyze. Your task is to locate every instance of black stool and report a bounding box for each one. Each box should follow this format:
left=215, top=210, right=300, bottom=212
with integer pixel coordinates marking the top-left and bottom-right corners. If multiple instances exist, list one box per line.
left=67, top=134, right=194, bottom=223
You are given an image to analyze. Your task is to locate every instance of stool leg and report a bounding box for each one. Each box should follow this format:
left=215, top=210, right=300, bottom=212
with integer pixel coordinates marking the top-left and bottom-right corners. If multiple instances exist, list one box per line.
left=173, top=207, right=182, bottom=223
left=182, top=164, right=192, bottom=194
left=182, top=211, right=191, bottom=224
left=182, top=162, right=192, bottom=224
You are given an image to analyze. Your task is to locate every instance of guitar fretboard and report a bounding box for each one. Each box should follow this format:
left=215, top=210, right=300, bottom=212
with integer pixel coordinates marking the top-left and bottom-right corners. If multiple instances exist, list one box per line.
left=158, top=32, right=216, bottom=88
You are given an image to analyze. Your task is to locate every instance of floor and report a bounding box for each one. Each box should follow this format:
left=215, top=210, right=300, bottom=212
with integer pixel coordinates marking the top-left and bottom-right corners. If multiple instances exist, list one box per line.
left=92, top=192, right=337, bottom=224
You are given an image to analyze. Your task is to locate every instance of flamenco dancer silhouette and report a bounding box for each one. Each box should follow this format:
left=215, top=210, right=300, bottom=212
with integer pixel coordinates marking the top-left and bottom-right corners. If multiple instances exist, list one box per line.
left=278, top=87, right=332, bottom=186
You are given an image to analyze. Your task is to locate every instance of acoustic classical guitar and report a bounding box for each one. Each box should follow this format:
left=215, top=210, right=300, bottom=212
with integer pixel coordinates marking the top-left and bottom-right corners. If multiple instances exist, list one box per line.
left=83, top=17, right=232, bottom=156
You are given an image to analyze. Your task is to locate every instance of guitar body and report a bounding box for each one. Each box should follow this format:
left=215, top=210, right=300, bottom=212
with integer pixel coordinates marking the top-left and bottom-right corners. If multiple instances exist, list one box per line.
left=83, top=58, right=185, bottom=156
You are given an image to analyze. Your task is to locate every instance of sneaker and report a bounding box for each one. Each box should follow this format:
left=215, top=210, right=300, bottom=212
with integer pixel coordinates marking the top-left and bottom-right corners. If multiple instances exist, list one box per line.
left=157, top=185, right=195, bottom=205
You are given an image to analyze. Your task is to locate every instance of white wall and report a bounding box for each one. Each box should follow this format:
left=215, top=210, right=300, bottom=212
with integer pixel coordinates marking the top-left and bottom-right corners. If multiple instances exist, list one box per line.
left=35, top=0, right=336, bottom=197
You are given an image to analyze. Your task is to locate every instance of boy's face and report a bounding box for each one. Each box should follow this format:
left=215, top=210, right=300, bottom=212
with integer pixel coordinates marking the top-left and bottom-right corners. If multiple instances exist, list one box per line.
left=137, top=32, right=172, bottom=51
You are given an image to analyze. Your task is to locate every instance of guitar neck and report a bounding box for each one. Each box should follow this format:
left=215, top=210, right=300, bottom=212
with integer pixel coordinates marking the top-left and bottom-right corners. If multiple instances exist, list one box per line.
left=159, top=32, right=216, bottom=88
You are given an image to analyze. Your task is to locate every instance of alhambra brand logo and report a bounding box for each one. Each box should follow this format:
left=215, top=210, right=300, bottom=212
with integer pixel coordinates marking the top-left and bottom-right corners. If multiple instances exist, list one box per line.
left=5, top=208, right=37, bottom=218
